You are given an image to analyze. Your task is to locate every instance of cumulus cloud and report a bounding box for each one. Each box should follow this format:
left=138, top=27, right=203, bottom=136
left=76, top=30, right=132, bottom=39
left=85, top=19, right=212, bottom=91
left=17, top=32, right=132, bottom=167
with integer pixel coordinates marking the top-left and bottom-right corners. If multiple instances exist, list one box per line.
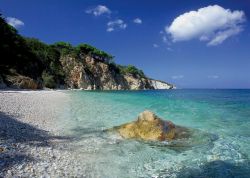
left=6, top=17, right=24, bottom=28
left=133, top=18, right=142, bottom=24
left=85, top=5, right=111, bottom=16
left=166, top=5, right=246, bottom=46
left=172, top=75, right=184, bottom=79
left=208, top=75, right=219, bottom=79
left=107, top=19, right=127, bottom=32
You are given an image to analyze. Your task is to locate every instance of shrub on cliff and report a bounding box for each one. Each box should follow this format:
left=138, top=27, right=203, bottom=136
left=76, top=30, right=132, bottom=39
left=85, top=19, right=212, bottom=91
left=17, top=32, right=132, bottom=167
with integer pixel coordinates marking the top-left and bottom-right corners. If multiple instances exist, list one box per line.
left=24, top=38, right=65, bottom=87
left=108, top=62, right=121, bottom=74
left=42, top=72, right=56, bottom=88
left=1, top=14, right=151, bottom=89
left=76, top=44, right=114, bottom=63
left=51, top=42, right=74, bottom=56
left=119, top=65, right=146, bottom=78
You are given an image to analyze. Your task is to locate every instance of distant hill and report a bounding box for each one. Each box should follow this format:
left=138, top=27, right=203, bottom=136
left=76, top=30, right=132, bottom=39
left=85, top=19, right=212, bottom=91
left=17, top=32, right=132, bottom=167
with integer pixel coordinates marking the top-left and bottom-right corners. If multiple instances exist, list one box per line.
left=0, top=15, right=174, bottom=90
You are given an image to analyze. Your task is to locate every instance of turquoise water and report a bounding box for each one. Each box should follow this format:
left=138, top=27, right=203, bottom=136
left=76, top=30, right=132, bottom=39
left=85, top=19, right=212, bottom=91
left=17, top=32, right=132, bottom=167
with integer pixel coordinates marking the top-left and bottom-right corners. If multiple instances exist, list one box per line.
left=58, top=89, right=250, bottom=178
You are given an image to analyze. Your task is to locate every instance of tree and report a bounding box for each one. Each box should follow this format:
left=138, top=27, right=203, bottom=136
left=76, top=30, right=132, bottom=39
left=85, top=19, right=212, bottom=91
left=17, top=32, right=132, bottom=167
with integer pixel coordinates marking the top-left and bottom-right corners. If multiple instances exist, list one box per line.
left=51, top=42, right=73, bottom=55
left=119, top=65, right=146, bottom=78
left=1, top=13, right=147, bottom=90
left=75, top=43, right=114, bottom=63
left=0, top=15, right=42, bottom=78
left=42, top=71, right=56, bottom=88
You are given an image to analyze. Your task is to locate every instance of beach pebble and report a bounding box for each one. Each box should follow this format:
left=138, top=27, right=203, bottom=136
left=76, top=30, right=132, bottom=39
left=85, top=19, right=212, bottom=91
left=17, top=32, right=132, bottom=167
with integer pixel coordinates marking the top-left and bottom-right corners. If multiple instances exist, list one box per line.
left=0, top=147, right=5, bottom=152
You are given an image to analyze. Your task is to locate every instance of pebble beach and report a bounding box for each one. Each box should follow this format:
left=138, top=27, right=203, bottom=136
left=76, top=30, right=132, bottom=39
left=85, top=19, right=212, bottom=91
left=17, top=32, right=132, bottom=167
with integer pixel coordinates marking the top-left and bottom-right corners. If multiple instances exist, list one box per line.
left=0, top=90, right=77, bottom=177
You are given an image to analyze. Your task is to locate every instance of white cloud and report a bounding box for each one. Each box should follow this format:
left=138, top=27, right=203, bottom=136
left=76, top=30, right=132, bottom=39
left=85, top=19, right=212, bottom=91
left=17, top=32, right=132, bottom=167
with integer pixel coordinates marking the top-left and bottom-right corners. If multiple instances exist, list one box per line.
left=107, top=19, right=127, bottom=32
left=208, top=75, right=219, bottom=79
left=162, top=36, right=168, bottom=43
left=107, top=27, right=114, bottom=32
left=153, top=44, right=159, bottom=48
left=166, top=5, right=245, bottom=46
left=133, top=18, right=142, bottom=24
left=6, top=17, right=24, bottom=28
left=85, top=5, right=111, bottom=16
left=160, top=32, right=171, bottom=45
left=207, top=28, right=242, bottom=46
left=172, top=75, right=184, bottom=79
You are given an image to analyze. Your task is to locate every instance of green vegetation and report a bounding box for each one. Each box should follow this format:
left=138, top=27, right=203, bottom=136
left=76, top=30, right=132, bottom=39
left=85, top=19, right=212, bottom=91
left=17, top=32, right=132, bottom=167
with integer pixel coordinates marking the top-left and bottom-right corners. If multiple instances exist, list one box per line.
left=119, top=65, right=146, bottom=78
left=0, top=14, right=116, bottom=88
left=24, top=38, right=65, bottom=86
left=108, top=63, right=146, bottom=78
left=42, top=72, right=56, bottom=88
left=51, top=42, right=73, bottom=56
left=0, top=15, right=41, bottom=78
left=0, top=14, right=147, bottom=89
left=75, top=44, right=114, bottom=63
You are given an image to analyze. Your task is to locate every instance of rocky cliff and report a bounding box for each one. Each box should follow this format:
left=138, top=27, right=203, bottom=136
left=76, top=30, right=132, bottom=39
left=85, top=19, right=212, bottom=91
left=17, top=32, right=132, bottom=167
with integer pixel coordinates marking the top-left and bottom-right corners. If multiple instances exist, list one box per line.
left=60, top=54, right=174, bottom=90
left=0, top=15, right=174, bottom=90
left=0, top=53, right=174, bottom=90
left=149, top=79, right=176, bottom=90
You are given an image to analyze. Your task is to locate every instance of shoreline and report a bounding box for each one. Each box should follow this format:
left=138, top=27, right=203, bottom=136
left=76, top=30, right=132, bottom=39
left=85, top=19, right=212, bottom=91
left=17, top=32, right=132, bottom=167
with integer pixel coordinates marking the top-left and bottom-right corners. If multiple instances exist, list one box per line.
left=1, top=89, right=250, bottom=177
left=0, top=86, right=176, bottom=93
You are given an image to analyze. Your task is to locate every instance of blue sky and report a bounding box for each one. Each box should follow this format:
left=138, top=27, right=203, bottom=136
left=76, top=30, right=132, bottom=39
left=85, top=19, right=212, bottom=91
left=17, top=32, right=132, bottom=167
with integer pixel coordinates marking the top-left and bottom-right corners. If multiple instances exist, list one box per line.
left=1, top=0, right=250, bottom=88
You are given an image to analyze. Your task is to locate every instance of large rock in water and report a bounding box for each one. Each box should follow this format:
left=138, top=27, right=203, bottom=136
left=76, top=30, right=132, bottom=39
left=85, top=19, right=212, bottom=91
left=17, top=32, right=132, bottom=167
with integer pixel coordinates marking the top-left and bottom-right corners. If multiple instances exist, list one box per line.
left=113, top=110, right=190, bottom=141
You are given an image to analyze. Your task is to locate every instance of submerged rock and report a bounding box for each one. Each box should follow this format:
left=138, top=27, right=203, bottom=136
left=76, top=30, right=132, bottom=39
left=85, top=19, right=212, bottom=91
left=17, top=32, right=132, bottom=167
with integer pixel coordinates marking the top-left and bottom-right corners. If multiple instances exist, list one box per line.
left=112, top=110, right=191, bottom=141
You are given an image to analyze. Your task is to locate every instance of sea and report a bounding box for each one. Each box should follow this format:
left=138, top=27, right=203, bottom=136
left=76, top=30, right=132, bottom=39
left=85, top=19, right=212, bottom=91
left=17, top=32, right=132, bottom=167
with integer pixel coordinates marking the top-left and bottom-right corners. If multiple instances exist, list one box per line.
left=56, top=89, right=250, bottom=178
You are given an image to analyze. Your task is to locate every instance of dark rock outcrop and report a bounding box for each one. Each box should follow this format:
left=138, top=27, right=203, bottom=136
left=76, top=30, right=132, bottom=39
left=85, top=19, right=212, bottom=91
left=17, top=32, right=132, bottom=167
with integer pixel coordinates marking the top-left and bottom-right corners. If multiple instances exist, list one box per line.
left=4, top=74, right=39, bottom=89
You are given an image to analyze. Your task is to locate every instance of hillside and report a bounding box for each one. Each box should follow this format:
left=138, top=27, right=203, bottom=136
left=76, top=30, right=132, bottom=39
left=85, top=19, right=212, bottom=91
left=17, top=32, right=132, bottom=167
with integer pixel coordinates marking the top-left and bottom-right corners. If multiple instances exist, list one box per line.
left=0, top=15, right=174, bottom=90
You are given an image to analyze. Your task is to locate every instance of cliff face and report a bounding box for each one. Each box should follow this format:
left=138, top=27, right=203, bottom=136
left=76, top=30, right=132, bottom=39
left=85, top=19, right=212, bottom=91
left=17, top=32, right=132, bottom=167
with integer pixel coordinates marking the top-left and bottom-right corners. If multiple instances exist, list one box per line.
left=0, top=15, right=174, bottom=90
left=0, top=54, right=174, bottom=90
left=60, top=55, right=174, bottom=90
left=149, top=79, right=176, bottom=90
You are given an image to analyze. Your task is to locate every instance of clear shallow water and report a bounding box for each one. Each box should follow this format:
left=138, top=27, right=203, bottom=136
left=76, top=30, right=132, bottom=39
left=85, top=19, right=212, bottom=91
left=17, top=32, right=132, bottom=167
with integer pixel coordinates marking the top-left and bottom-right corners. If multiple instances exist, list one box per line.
left=57, top=89, right=250, bottom=178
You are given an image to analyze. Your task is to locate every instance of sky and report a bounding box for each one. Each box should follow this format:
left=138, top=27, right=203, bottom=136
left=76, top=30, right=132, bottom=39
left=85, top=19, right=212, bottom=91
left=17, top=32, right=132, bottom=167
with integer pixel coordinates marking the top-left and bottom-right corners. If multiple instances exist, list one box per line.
left=1, top=0, right=250, bottom=88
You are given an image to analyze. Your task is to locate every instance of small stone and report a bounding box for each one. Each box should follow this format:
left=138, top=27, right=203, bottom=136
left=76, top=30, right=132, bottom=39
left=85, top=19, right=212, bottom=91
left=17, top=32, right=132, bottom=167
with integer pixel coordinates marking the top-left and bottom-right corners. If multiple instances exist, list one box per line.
left=0, top=147, right=4, bottom=152
left=7, top=170, right=12, bottom=176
